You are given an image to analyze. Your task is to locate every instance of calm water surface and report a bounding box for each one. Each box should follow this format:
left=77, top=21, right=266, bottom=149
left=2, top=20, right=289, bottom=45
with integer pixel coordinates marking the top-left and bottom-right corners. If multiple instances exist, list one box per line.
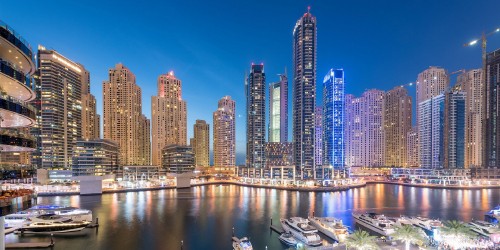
left=5, top=184, right=499, bottom=250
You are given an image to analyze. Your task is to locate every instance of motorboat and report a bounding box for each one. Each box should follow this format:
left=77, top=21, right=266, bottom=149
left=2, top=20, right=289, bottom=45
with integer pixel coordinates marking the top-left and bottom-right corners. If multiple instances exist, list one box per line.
left=5, top=205, right=92, bottom=228
left=29, top=214, right=73, bottom=223
left=15, top=220, right=90, bottom=234
left=409, top=216, right=443, bottom=235
left=485, top=205, right=500, bottom=224
left=468, top=220, right=500, bottom=237
left=278, top=233, right=298, bottom=246
left=232, top=236, right=253, bottom=250
left=389, top=215, right=414, bottom=227
left=280, top=217, right=322, bottom=246
left=308, top=216, right=349, bottom=242
left=352, top=212, right=395, bottom=236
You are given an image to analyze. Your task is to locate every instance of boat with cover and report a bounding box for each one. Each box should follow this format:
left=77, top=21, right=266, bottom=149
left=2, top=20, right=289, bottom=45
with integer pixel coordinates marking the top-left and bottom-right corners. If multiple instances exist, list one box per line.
left=352, top=212, right=395, bottom=236
left=232, top=236, right=253, bottom=250
left=280, top=217, right=322, bottom=246
left=308, top=216, right=349, bottom=242
left=278, top=233, right=298, bottom=246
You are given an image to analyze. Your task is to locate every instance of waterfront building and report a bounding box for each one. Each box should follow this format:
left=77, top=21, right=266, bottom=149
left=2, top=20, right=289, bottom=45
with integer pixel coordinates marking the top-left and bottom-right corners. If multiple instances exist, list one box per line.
left=81, top=70, right=100, bottom=140
left=406, top=127, right=419, bottom=167
left=444, top=90, right=466, bottom=169
left=345, top=90, right=385, bottom=167
left=293, top=8, right=317, bottom=178
left=268, top=72, right=288, bottom=143
left=485, top=49, right=500, bottom=168
left=314, top=107, right=323, bottom=174
left=416, top=67, right=449, bottom=125
left=103, top=63, right=150, bottom=166
left=192, top=120, right=209, bottom=167
left=384, top=86, right=412, bottom=167
left=418, top=94, right=445, bottom=169
left=0, top=20, right=36, bottom=175
left=322, top=69, right=345, bottom=170
left=152, top=71, right=187, bottom=166
left=213, top=96, right=235, bottom=167
left=35, top=46, right=86, bottom=169
left=246, top=64, right=266, bottom=169
left=161, top=144, right=194, bottom=173
left=265, top=142, right=293, bottom=167
left=72, top=139, right=119, bottom=176
left=456, top=69, right=483, bottom=168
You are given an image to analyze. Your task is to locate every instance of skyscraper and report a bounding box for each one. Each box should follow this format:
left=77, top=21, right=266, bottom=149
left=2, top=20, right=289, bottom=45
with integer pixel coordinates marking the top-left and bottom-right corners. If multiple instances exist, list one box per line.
left=293, top=8, right=317, bottom=178
left=192, top=120, right=209, bottom=167
left=268, top=72, right=288, bottom=143
left=35, top=46, right=85, bottom=169
left=213, top=96, right=235, bottom=168
left=456, top=69, right=483, bottom=168
left=246, top=64, right=265, bottom=169
left=407, top=127, right=419, bottom=167
left=345, top=90, right=385, bottom=167
left=444, top=90, right=466, bottom=169
left=416, top=67, right=450, bottom=120
left=418, top=94, right=445, bottom=169
left=314, top=106, right=322, bottom=171
left=322, top=69, right=345, bottom=170
left=485, top=49, right=500, bottom=168
left=384, top=86, right=412, bottom=167
left=103, top=63, right=150, bottom=166
left=151, top=71, right=187, bottom=166
left=81, top=70, right=100, bottom=140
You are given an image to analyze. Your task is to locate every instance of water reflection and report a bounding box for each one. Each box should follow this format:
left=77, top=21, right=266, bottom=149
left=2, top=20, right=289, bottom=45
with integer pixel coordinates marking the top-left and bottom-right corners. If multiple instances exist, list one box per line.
left=6, top=184, right=498, bottom=250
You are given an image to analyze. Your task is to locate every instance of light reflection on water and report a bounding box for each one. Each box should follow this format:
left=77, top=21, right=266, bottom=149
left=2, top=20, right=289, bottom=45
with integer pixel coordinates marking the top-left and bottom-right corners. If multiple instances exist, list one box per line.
left=4, top=184, right=499, bottom=250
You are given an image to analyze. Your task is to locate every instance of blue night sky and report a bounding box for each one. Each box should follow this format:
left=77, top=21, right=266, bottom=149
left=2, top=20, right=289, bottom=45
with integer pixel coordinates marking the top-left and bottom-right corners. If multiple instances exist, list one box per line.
left=1, top=0, right=499, bottom=164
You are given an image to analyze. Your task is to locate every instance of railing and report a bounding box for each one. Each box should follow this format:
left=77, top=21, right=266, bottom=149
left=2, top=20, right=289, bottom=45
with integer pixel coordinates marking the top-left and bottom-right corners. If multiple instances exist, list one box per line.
left=0, top=129, right=36, bottom=141
left=0, top=20, right=34, bottom=63
left=0, top=60, right=33, bottom=90
left=0, top=93, right=37, bottom=118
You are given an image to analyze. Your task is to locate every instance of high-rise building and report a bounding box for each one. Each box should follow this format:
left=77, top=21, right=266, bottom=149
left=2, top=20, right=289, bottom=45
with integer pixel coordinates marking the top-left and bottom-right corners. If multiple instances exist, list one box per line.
left=456, top=69, right=483, bottom=168
left=416, top=67, right=450, bottom=122
left=293, top=8, right=317, bottom=178
left=407, top=127, right=419, bottom=167
left=384, top=86, right=412, bottom=167
left=269, top=72, right=288, bottom=143
left=161, top=145, right=194, bottom=173
left=246, top=64, right=265, bottom=169
left=72, top=139, right=119, bottom=176
left=418, top=94, right=445, bottom=169
left=265, top=142, right=293, bottom=167
left=152, top=71, right=187, bottom=166
left=35, top=46, right=85, bottom=169
left=103, top=63, right=150, bottom=166
left=314, top=107, right=322, bottom=171
left=213, top=96, right=235, bottom=167
left=0, top=21, right=37, bottom=175
left=322, top=69, right=345, bottom=170
left=192, top=120, right=209, bottom=167
left=345, top=90, right=385, bottom=167
left=81, top=70, right=100, bottom=140
left=444, top=90, right=466, bottom=169
left=485, top=49, right=500, bottom=168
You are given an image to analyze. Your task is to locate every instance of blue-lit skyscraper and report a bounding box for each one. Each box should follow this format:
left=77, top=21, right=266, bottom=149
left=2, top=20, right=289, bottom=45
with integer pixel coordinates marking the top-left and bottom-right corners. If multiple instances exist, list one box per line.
left=322, top=69, right=345, bottom=170
left=444, top=90, right=466, bottom=169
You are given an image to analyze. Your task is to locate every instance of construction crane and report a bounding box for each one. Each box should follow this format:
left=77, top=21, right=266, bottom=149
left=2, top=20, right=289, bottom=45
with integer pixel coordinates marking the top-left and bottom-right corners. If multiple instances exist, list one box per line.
left=464, top=27, right=499, bottom=168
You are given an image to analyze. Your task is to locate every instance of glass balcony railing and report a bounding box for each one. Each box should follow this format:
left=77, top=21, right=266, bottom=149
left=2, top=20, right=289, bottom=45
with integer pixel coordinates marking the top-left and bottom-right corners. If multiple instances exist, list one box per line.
left=0, top=129, right=36, bottom=148
left=0, top=20, right=34, bottom=63
left=0, top=60, right=33, bottom=90
left=0, top=94, right=36, bottom=120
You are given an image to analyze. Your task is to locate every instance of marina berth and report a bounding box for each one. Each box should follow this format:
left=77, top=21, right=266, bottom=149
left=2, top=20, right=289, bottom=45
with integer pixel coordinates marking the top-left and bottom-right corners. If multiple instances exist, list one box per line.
left=308, top=216, right=349, bottom=242
left=352, top=212, right=395, bottom=236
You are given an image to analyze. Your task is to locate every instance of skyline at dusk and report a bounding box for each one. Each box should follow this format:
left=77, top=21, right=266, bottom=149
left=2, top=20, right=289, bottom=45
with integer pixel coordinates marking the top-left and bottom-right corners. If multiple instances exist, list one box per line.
left=2, top=0, right=499, bottom=164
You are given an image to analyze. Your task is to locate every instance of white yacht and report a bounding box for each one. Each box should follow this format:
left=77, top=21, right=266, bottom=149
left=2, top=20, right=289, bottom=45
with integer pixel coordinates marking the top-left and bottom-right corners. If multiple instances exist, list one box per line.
left=15, top=220, right=90, bottom=234
left=352, top=212, right=395, bottom=236
left=280, top=217, right=322, bottom=246
left=485, top=205, right=500, bottom=224
left=468, top=220, right=500, bottom=237
left=278, top=233, right=298, bottom=246
left=232, top=237, right=253, bottom=250
left=389, top=215, right=414, bottom=227
left=5, top=205, right=92, bottom=228
left=308, top=216, right=349, bottom=242
left=409, top=216, right=443, bottom=234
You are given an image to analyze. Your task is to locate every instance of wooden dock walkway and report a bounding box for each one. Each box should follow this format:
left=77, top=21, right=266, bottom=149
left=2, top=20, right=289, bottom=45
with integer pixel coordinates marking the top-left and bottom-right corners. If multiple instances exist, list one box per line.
left=270, top=225, right=284, bottom=234
left=6, top=241, right=54, bottom=249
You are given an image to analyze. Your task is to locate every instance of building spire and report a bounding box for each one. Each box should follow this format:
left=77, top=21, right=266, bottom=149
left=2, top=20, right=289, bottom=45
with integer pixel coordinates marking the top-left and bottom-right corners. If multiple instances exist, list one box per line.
left=307, top=6, right=311, bottom=13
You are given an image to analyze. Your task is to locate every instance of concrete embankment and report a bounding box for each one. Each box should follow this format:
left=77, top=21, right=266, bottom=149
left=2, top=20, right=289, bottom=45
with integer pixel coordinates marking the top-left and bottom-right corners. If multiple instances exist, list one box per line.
left=366, top=180, right=500, bottom=190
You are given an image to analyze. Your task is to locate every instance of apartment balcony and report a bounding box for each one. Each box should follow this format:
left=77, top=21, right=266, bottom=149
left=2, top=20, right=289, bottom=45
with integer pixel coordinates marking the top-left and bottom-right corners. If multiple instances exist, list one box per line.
left=0, top=20, right=35, bottom=75
left=0, top=60, right=35, bottom=101
left=0, top=94, right=36, bottom=128
left=0, top=129, right=36, bottom=151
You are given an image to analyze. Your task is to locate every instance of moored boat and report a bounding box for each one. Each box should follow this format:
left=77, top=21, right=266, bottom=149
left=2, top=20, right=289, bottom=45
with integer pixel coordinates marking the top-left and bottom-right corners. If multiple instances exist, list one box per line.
left=308, top=216, right=349, bottom=242
left=409, top=216, right=443, bottom=236
left=468, top=220, right=500, bottom=237
left=280, top=217, right=322, bottom=246
left=15, top=220, right=90, bottom=234
left=485, top=205, right=500, bottom=224
left=232, top=236, right=253, bottom=250
left=352, top=212, right=395, bottom=236
left=278, top=233, right=298, bottom=246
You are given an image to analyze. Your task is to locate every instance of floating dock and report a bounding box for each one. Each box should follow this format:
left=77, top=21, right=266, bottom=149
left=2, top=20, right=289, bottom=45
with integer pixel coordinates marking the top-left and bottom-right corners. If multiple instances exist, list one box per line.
left=6, top=242, right=54, bottom=249
left=270, top=225, right=284, bottom=234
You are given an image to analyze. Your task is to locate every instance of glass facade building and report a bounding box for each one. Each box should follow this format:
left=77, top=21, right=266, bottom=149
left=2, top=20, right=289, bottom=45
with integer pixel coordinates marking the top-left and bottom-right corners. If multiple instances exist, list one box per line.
left=418, top=94, right=445, bottom=169
left=444, top=91, right=466, bottom=169
left=268, top=73, right=288, bottom=143
left=246, top=64, right=266, bottom=169
left=485, top=49, right=500, bottom=168
left=322, top=69, right=345, bottom=170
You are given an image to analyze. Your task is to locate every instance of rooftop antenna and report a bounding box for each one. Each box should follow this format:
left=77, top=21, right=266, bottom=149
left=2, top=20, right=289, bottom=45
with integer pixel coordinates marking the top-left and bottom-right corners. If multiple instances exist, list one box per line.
left=307, top=6, right=311, bottom=13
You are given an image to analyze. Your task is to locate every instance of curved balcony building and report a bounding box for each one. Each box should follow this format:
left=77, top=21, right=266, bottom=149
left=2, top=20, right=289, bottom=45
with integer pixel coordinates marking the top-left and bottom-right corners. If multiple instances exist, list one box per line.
left=0, top=20, right=36, bottom=152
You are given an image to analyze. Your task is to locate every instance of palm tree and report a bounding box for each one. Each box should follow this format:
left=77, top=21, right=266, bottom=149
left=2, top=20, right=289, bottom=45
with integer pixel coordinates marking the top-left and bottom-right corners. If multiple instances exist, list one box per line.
left=391, top=225, right=427, bottom=250
left=345, top=230, right=380, bottom=250
left=441, top=220, right=477, bottom=239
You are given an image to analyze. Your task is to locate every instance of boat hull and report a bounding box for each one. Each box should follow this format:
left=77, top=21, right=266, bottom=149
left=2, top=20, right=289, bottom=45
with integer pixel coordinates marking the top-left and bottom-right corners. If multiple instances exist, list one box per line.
left=280, top=219, right=322, bottom=246
left=308, top=217, right=348, bottom=242
left=352, top=214, right=393, bottom=236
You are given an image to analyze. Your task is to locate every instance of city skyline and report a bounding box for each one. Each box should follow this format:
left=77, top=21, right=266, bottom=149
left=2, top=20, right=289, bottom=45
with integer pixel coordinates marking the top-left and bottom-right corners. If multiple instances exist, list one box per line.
left=1, top=1, right=499, bottom=164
